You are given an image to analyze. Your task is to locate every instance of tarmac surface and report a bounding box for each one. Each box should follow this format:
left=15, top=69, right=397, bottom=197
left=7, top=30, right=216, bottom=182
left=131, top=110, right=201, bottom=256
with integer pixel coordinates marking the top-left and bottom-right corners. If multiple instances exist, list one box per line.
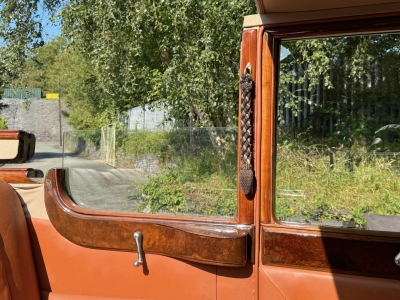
left=5, top=142, right=147, bottom=212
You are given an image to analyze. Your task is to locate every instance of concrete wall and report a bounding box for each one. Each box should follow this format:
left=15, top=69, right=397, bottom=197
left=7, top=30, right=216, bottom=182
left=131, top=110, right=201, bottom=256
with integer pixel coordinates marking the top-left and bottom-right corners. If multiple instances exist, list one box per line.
left=0, top=98, right=73, bottom=142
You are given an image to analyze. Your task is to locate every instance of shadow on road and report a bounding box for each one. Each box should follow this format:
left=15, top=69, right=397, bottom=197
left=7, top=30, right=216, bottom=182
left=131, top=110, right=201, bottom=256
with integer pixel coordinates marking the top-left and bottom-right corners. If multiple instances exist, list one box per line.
left=31, top=152, right=65, bottom=160
left=31, top=152, right=78, bottom=160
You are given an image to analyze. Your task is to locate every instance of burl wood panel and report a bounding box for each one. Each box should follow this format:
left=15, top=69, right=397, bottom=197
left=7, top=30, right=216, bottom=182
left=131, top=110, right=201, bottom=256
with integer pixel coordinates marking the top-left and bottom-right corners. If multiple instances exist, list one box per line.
left=45, top=169, right=252, bottom=267
left=262, top=226, right=400, bottom=280
left=0, top=168, right=43, bottom=183
left=237, top=29, right=258, bottom=225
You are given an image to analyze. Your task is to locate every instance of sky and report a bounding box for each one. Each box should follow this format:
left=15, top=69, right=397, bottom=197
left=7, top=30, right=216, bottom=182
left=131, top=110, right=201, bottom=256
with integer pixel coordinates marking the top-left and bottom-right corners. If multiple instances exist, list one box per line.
left=43, top=20, right=61, bottom=41
left=38, top=2, right=61, bottom=41
left=280, top=46, right=290, bottom=61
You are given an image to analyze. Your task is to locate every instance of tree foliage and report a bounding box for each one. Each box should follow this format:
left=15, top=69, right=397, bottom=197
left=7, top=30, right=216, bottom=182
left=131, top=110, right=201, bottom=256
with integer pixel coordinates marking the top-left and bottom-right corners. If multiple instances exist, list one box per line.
left=51, top=48, right=107, bottom=129
left=14, top=36, right=67, bottom=94
left=62, top=0, right=256, bottom=126
left=0, top=0, right=63, bottom=91
left=1, top=1, right=256, bottom=128
left=280, top=34, right=400, bottom=149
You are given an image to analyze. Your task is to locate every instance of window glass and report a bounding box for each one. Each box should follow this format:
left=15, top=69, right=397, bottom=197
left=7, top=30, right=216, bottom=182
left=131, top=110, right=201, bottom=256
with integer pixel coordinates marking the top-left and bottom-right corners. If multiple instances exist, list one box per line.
left=276, top=34, right=400, bottom=231
left=63, top=127, right=237, bottom=217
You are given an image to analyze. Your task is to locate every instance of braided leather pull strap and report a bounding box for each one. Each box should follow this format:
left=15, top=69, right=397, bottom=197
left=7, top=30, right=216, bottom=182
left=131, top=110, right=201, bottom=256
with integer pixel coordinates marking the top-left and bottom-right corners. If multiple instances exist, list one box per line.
left=239, top=64, right=254, bottom=195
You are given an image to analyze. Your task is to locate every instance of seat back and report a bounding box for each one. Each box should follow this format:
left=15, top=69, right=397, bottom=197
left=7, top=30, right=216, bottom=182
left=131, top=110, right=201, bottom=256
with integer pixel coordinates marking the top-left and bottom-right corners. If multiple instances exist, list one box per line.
left=0, top=179, right=40, bottom=300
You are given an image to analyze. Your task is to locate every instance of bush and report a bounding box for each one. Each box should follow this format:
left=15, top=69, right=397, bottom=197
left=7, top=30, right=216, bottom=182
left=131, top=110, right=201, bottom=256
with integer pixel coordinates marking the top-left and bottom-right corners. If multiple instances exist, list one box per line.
left=0, top=116, right=7, bottom=129
left=133, top=128, right=238, bottom=217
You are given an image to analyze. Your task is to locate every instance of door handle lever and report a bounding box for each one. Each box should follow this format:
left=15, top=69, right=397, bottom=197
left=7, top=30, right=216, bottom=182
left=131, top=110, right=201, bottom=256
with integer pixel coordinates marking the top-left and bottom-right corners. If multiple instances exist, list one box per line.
left=395, top=252, right=400, bottom=266
left=133, top=231, right=143, bottom=268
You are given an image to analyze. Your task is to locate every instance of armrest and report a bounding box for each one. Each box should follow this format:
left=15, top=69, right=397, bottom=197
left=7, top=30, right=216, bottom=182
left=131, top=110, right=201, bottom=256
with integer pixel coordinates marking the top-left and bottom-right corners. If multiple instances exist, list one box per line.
left=45, top=169, right=253, bottom=267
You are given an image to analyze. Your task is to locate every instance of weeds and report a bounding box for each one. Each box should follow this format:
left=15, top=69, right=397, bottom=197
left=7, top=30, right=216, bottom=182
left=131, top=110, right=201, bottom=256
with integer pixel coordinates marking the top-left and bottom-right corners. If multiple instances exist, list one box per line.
left=132, top=128, right=238, bottom=217
left=276, top=145, right=400, bottom=226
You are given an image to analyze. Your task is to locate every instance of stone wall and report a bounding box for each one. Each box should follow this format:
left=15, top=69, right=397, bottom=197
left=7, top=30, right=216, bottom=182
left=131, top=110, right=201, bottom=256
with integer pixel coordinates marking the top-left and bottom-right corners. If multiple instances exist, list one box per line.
left=0, top=98, right=73, bottom=142
left=63, top=134, right=161, bottom=174
left=116, top=151, right=161, bottom=174
left=64, top=136, right=102, bottom=160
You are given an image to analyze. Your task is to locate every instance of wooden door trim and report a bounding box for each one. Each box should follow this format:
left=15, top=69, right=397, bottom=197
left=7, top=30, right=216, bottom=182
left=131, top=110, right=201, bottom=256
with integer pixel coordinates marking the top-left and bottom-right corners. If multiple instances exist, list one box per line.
left=0, top=168, right=43, bottom=183
left=260, top=12, right=400, bottom=225
left=237, top=29, right=258, bottom=225
left=264, top=14, right=400, bottom=40
left=259, top=12, right=400, bottom=279
left=44, top=169, right=253, bottom=267
left=261, top=224, right=400, bottom=280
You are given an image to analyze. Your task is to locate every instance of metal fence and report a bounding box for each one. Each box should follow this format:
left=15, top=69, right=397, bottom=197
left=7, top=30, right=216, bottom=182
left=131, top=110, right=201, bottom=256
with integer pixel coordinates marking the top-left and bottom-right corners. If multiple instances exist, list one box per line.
left=126, top=104, right=176, bottom=130
left=279, top=60, right=400, bottom=135
left=101, top=125, right=116, bottom=167
left=3, top=88, right=42, bottom=99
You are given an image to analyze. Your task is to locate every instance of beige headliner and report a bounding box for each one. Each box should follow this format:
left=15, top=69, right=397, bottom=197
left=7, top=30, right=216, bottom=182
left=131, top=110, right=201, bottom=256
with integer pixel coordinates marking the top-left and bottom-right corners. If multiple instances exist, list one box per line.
left=254, top=0, right=400, bottom=13
left=246, top=2, right=400, bottom=27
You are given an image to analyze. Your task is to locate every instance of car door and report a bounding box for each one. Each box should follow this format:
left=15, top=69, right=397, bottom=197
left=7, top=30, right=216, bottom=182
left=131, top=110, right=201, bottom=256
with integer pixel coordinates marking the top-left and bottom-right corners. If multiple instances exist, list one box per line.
left=254, top=5, right=400, bottom=300
left=23, top=28, right=261, bottom=300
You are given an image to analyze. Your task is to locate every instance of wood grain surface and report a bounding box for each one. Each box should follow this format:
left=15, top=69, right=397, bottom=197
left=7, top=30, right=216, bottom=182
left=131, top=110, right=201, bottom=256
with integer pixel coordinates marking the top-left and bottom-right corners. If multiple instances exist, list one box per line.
left=262, top=225, right=400, bottom=280
left=45, top=169, right=253, bottom=267
left=0, top=168, right=43, bottom=183
left=237, top=29, right=258, bottom=225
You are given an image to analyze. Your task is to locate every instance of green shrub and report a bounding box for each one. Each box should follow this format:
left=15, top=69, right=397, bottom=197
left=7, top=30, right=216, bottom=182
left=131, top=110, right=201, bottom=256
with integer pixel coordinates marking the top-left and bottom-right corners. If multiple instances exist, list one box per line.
left=134, top=128, right=238, bottom=217
left=0, top=116, right=7, bottom=129
left=138, top=166, right=187, bottom=213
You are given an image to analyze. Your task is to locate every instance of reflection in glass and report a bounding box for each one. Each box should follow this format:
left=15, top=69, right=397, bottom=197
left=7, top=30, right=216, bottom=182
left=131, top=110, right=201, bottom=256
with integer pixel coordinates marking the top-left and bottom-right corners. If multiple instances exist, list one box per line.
left=276, top=34, right=400, bottom=231
left=63, top=127, right=237, bottom=217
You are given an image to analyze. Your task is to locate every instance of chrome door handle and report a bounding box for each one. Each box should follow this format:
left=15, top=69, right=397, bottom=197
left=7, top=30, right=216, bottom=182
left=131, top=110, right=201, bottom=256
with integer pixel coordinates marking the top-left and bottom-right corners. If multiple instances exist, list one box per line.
left=133, top=231, right=143, bottom=268
left=395, top=252, right=400, bottom=266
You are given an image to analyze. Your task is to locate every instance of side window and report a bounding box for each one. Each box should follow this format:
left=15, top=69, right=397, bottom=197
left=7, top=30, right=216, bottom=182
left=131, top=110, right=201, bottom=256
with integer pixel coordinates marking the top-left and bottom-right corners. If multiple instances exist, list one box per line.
left=63, top=126, right=237, bottom=218
left=276, top=33, right=400, bottom=231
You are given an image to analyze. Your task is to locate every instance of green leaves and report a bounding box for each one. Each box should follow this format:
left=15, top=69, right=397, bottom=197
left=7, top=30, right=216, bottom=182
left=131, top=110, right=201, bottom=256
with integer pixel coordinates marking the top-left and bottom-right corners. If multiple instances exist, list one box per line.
left=1, top=0, right=256, bottom=128
left=0, top=0, right=63, bottom=91
left=61, top=0, right=256, bottom=127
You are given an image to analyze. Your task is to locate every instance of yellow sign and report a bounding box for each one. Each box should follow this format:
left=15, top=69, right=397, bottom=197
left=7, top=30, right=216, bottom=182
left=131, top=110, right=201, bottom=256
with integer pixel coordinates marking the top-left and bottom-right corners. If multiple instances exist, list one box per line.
left=46, top=93, right=59, bottom=99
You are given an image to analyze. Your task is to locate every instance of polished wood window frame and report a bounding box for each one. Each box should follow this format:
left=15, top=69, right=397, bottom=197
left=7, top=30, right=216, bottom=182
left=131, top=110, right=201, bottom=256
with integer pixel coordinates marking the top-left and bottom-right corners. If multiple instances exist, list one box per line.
left=260, top=14, right=400, bottom=280
left=41, top=28, right=264, bottom=267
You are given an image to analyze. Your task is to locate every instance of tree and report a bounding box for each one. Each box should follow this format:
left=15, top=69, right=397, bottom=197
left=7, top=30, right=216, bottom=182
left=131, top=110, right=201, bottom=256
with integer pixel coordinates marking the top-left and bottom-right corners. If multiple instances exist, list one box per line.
left=50, top=48, right=107, bottom=129
left=279, top=34, right=400, bottom=149
left=0, top=0, right=63, bottom=92
left=14, top=36, right=67, bottom=94
left=62, top=0, right=257, bottom=127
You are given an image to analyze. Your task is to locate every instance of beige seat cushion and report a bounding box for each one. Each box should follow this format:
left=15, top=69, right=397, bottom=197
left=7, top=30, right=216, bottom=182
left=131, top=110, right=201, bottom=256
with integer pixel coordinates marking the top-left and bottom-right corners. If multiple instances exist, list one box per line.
left=11, top=183, right=49, bottom=220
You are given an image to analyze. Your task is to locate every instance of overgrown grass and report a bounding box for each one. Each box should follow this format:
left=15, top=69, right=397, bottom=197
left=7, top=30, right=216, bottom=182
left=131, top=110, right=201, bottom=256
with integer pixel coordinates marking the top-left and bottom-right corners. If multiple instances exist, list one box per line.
left=124, top=128, right=238, bottom=217
left=117, top=129, right=189, bottom=166
left=138, top=161, right=237, bottom=216
left=276, top=146, right=400, bottom=226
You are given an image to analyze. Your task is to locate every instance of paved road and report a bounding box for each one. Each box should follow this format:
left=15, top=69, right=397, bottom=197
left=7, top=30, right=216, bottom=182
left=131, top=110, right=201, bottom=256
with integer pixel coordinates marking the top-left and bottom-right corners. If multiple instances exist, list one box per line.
left=6, top=142, right=148, bottom=212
